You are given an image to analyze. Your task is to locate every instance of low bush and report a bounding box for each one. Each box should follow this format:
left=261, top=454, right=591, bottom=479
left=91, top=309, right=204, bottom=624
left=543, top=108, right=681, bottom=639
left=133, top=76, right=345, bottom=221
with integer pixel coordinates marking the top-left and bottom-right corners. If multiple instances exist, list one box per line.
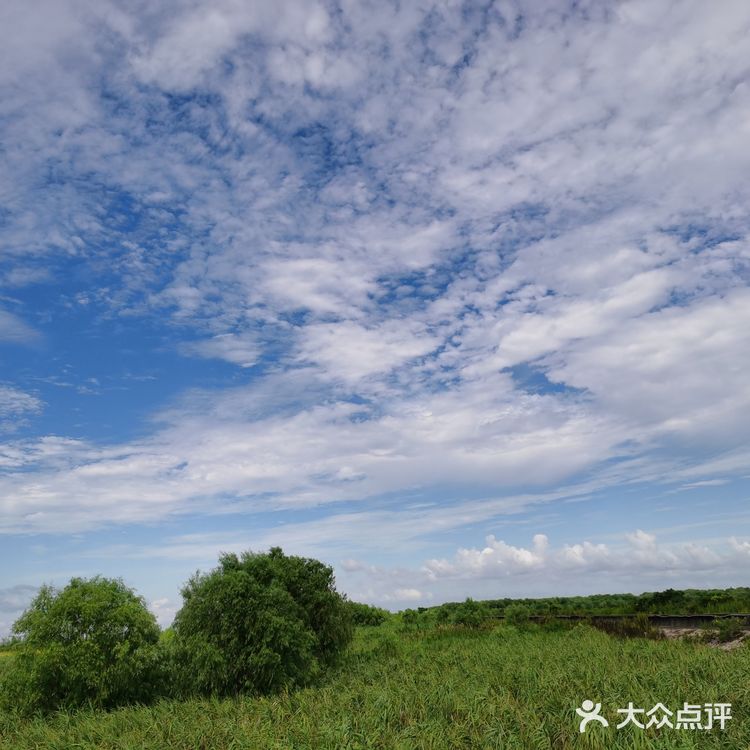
left=715, top=619, right=745, bottom=643
left=700, top=618, right=746, bottom=644
left=346, top=601, right=391, bottom=626
left=451, top=598, right=491, bottom=628
left=400, top=609, right=420, bottom=629
left=504, top=603, right=532, bottom=626
left=589, top=613, right=663, bottom=640
left=435, top=604, right=452, bottom=626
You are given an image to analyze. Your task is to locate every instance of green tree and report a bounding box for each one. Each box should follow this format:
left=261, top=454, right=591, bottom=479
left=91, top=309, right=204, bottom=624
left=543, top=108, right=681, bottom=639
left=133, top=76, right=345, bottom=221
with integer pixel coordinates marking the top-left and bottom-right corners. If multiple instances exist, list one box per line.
left=171, top=547, right=352, bottom=697
left=435, top=604, right=452, bottom=626
left=400, top=609, right=419, bottom=629
left=504, top=603, right=531, bottom=626
left=0, top=577, right=163, bottom=714
left=346, top=601, right=391, bottom=626
left=451, top=598, right=491, bottom=628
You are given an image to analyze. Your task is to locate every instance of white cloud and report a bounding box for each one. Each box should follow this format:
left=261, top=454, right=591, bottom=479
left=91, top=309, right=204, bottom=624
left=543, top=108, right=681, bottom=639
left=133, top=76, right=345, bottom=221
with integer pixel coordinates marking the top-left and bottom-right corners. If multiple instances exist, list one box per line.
left=182, top=333, right=260, bottom=368
left=423, top=530, right=727, bottom=582
left=0, top=584, right=37, bottom=637
left=678, top=479, right=730, bottom=491
left=132, top=0, right=333, bottom=90
left=1, top=266, right=51, bottom=287
left=149, top=597, right=179, bottom=628
left=0, top=386, right=42, bottom=418
left=0, top=0, right=749, bottom=607
left=731, top=538, right=750, bottom=556
left=545, top=287, right=750, bottom=444
left=0, top=310, right=38, bottom=344
left=298, top=320, right=440, bottom=383
left=0, top=584, right=37, bottom=613
left=386, top=588, right=429, bottom=603
left=0, top=385, right=42, bottom=432
left=425, top=534, right=550, bottom=578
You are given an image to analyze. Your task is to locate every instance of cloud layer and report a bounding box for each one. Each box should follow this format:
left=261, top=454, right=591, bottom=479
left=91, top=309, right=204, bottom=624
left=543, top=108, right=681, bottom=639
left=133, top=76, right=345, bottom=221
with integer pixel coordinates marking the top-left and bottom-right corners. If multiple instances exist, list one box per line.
left=0, top=0, right=749, bottom=610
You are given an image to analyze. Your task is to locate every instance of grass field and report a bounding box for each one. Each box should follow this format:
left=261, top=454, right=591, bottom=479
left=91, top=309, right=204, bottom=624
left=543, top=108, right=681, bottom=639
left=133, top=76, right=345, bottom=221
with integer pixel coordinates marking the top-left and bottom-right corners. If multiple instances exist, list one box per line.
left=1, top=624, right=748, bottom=749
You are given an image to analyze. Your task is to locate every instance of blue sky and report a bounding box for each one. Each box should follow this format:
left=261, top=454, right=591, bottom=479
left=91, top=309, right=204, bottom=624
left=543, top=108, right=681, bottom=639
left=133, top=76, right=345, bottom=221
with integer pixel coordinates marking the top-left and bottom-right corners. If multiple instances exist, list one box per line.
left=2, top=0, right=750, bottom=632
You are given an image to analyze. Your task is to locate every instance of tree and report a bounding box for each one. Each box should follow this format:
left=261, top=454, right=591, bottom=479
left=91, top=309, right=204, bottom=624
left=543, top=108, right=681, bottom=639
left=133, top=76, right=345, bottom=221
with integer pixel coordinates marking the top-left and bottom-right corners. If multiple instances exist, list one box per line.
left=0, top=577, right=163, bottom=714
left=435, top=604, right=452, bottom=626
left=504, top=603, right=531, bottom=626
left=171, top=547, right=352, bottom=697
left=451, top=598, right=490, bottom=628
left=401, top=609, right=418, bottom=626
left=346, top=601, right=390, bottom=626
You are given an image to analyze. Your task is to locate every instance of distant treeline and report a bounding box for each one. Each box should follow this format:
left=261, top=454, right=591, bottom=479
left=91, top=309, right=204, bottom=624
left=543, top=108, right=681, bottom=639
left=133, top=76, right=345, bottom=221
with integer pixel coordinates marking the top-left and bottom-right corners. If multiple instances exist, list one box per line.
left=417, top=587, right=750, bottom=618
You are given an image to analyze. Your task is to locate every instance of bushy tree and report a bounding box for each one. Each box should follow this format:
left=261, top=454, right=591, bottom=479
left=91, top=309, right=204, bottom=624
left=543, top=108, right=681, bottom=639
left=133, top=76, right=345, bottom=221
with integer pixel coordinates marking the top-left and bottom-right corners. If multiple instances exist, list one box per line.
left=0, top=577, right=163, bottom=714
left=451, top=598, right=491, bottom=628
left=171, top=547, right=352, bottom=697
left=435, top=604, right=452, bottom=626
left=346, top=601, right=390, bottom=626
left=504, top=603, right=531, bottom=626
left=401, top=609, right=418, bottom=626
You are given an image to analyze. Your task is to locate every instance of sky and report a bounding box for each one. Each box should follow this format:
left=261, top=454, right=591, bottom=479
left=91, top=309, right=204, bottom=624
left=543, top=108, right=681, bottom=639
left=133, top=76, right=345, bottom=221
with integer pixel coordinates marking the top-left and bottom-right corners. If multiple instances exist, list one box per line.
left=1, top=0, right=750, bottom=633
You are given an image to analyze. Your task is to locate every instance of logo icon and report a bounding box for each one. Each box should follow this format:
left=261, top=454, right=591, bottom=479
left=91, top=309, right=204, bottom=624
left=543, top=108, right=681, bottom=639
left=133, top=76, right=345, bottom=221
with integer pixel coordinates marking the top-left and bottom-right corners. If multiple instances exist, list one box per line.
left=576, top=700, right=609, bottom=733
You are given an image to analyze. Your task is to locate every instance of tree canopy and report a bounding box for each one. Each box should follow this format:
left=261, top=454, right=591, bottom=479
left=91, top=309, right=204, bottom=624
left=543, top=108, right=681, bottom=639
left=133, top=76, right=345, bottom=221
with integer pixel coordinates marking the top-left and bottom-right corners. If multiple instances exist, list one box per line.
left=1, top=577, right=163, bottom=714
left=171, top=547, right=352, bottom=696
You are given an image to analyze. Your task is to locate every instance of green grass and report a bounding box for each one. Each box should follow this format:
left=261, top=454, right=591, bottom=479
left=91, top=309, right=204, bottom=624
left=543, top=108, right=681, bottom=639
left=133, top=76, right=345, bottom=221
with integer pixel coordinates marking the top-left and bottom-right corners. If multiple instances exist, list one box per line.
left=1, top=624, right=749, bottom=749
left=0, top=650, right=13, bottom=672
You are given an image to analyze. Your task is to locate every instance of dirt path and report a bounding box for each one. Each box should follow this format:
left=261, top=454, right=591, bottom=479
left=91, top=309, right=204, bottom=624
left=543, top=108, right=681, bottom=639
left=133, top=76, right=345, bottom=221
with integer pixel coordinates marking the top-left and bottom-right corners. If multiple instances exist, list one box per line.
left=660, top=626, right=750, bottom=650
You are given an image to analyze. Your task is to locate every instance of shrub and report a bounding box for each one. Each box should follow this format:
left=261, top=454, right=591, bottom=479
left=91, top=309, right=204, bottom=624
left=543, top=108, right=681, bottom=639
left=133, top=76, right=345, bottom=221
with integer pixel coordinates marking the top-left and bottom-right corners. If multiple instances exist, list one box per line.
left=504, top=604, right=531, bottom=626
left=590, top=613, right=663, bottom=640
left=346, top=601, right=390, bottom=626
left=705, top=618, right=745, bottom=644
left=401, top=608, right=438, bottom=630
left=716, top=619, right=744, bottom=643
left=451, top=598, right=491, bottom=628
left=400, top=609, right=419, bottom=629
left=0, top=577, right=164, bottom=715
left=171, top=547, right=352, bottom=697
left=435, top=605, right=452, bottom=626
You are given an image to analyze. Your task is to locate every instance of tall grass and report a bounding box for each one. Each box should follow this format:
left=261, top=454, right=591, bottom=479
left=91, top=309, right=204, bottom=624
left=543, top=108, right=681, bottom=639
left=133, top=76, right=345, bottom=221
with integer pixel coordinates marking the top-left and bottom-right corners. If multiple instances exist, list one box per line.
left=1, top=624, right=748, bottom=749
